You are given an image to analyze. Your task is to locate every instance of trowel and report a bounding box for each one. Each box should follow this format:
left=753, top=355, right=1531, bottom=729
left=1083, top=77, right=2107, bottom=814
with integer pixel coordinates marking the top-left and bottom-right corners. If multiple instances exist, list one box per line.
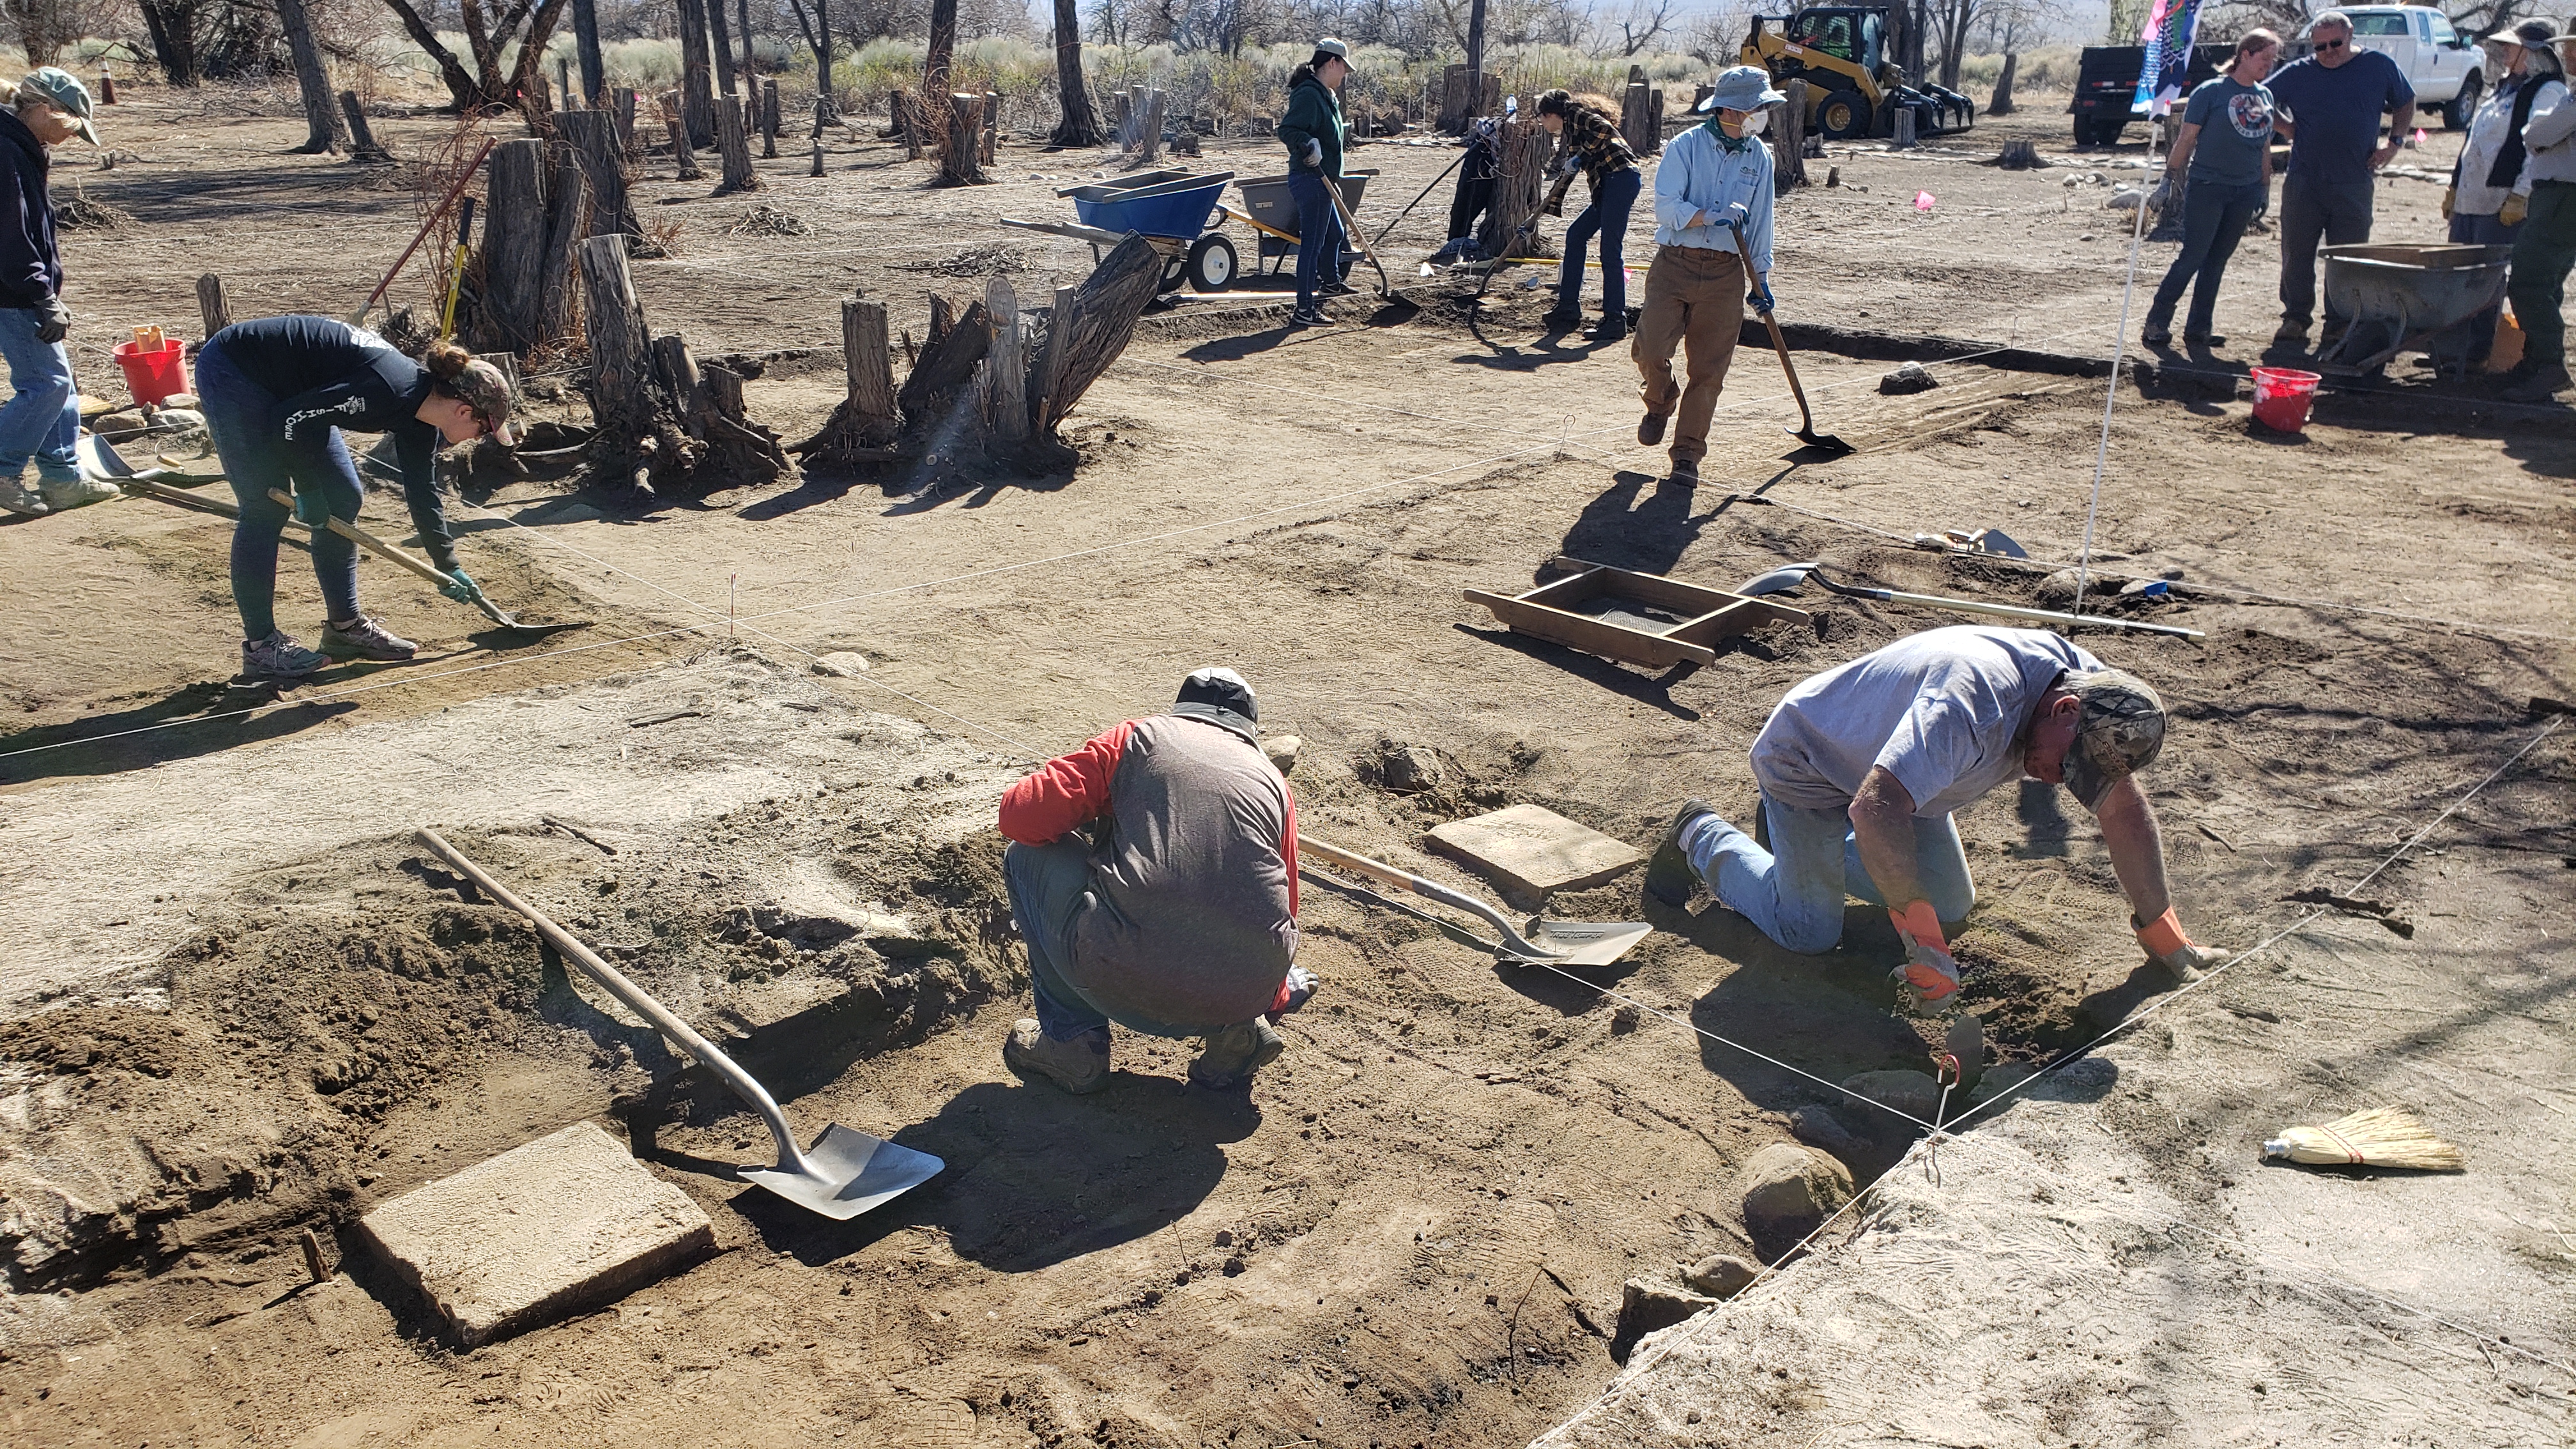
left=414, top=829, right=944, bottom=1222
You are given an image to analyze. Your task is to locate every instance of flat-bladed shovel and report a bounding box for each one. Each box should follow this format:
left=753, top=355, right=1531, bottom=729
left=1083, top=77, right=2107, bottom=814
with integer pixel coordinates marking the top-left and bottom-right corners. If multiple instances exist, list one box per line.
left=1298, top=834, right=1650, bottom=969
left=1726, top=219, right=1852, bottom=456
left=413, top=829, right=944, bottom=1222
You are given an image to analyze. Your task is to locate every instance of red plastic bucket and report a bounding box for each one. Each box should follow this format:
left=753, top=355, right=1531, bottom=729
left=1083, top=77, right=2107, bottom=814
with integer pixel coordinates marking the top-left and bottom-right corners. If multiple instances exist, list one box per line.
left=2248, top=366, right=2320, bottom=433
left=112, top=337, right=187, bottom=406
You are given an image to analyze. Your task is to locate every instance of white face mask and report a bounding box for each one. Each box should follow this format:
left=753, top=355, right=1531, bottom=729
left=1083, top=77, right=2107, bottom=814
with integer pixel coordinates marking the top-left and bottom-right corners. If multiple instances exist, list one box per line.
left=1743, top=110, right=1770, bottom=135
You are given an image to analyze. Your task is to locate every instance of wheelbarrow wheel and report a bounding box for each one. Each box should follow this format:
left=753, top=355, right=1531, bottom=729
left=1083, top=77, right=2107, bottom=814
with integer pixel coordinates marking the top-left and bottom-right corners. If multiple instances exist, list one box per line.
left=1186, top=233, right=1236, bottom=292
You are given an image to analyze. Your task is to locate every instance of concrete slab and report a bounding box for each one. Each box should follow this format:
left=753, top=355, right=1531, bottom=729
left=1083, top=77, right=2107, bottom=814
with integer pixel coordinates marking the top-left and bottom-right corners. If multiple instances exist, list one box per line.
left=358, top=1121, right=713, bottom=1347
left=1423, top=804, right=1642, bottom=898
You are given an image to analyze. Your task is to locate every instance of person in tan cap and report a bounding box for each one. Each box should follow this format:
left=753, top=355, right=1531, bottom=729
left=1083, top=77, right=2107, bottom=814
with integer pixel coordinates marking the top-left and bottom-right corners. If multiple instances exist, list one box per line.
left=1643, top=625, right=2223, bottom=1014
left=194, top=316, right=518, bottom=678
left=0, top=66, right=107, bottom=516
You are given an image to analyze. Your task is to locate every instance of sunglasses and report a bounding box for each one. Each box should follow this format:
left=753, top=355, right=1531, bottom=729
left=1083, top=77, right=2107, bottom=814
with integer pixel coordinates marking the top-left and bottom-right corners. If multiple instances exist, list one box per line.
left=2316, top=37, right=2348, bottom=50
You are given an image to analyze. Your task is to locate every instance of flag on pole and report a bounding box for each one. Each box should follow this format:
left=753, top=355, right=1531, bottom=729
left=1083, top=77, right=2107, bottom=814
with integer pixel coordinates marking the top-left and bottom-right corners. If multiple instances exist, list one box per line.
left=2131, top=0, right=2211, bottom=117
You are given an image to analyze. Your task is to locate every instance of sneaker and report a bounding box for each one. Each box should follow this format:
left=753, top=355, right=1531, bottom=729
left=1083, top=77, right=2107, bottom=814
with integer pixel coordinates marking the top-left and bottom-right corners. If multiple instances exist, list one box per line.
left=1188, top=1018, right=1285, bottom=1090
left=1287, top=307, right=1329, bottom=327
left=1644, top=799, right=1718, bottom=906
left=0, top=479, right=46, bottom=516
left=1004, top=1018, right=1110, bottom=1094
left=1540, top=306, right=1584, bottom=330
left=241, top=629, right=330, bottom=679
left=321, top=615, right=419, bottom=661
left=1319, top=279, right=1358, bottom=296
left=1667, top=457, right=1699, bottom=489
left=2182, top=331, right=2226, bottom=348
left=1588, top=320, right=1627, bottom=344
left=37, top=475, right=116, bottom=510
left=1637, top=412, right=1667, bottom=446
left=2502, top=362, right=2572, bottom=402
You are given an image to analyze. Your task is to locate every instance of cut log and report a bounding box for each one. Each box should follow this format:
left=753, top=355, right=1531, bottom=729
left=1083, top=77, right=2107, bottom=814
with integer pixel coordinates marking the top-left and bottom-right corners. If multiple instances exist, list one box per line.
left=338, top=90, right=390, bottom=162
left=1036, top=232, right=1160, bottom=432
left=982, top=275, right=1027, bottom=442
left=715, top=95, right=759, bottom=192
left=939, top=92, right=988, bottom=185
left=535, top=154, right=590, bottom=347
left=1775, top=79, right=1809, bottom=190
left=557, top=110, right=640, bottom=247
left=789, top=296, right=901, bottom=461
left=479, top=138, right=550, bottom=353
left=196, top=273, right=231, bottom=342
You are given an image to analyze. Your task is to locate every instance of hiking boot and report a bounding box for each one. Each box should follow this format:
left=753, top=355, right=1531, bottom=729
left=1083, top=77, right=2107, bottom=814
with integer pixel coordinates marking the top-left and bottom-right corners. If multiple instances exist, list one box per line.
left=1540, top=305, right=1584, bottom=330
left=1188, top=1018, right=1285, bottom=1090
left=37, top=475, right=117, bottom=511
left=1287, top=306, right=1329, bottom=328
left=1637, top=411, right=1667, bottom=446
left=2140, top=321, right=2174, bottom=347
left=2271, top=318, right=2310, bottom=348
left=1667, top=457, right=1699, bottom=488
left=2502, top=362, right=2572, bottom=402
left=1004, top=1018, right=1110, bottom=1095
left=241, top=630, right=330, bottom=679
left=0, top=479, right=45, bottom=516
left=321, top=615, right=419, bottom=661
left=1588, top=319, right=1627, bottom=344
left=1644, top=799, right=1718, bottom=906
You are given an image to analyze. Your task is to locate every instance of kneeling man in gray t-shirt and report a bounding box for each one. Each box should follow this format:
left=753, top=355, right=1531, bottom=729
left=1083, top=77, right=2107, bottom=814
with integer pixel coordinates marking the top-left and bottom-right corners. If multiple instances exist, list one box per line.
left=1643, top=626, right=2222, bottom=1013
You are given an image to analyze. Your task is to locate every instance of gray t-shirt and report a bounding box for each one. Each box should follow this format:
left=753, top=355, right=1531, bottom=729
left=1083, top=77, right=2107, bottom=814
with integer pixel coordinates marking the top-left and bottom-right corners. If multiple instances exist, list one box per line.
left=2182, top=75, right=2276, bottom=187
left=1749, top=626, right=2107, bottom=817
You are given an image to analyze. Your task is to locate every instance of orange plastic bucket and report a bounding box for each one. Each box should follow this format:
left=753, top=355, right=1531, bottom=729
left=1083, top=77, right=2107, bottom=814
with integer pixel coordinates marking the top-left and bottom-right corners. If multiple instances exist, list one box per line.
left=112, top=337, right=187, bottom=406
left=2248, top=366, right=2320, bottom=433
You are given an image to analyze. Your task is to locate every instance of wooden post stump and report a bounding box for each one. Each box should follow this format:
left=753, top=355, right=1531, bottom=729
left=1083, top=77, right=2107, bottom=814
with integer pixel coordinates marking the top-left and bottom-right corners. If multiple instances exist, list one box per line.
left=1988, top=53, right=2019, bottom=116
left=338, top=91, right=390, bottom=162
left=715, top=96, right=759, bottom=191
left=615, top=88, right=638, bottom=150
left=479, top=138, right=551, bottom=352
left=579, top=234, right=688, bottom=493
left=1775, top=80, right=1809, bottom=189
left=1134, top=87, right=1165, bottom=165
left=981, top=276, right=1027, bottom=442
left=1620, top=67, right=1653, bottom=156
left=664, top=95, right=703, bottom=180
left=1893, top=108, right=1917, bottom=150
left=557, top=110, right=641, bottom=249
left=790, top=297, right=902, bottom=463
left=677, top=0, right=716, bottom=149
left=1476, top=119, right=1552, bottom=259
left=196, top=274, right=230, bottom=341
left=982, top=89, right=1000, bottom=165
left=535, top=154, right=590, bottom=345
left=761, top=78, right=780, bottom=158
left=939, top=92, right=988, bottom=185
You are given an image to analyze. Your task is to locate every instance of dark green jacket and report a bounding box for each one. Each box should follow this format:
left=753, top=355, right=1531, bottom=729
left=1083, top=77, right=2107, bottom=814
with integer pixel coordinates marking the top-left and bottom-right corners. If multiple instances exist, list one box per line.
left=1276, top=75, right=1346, bottom=180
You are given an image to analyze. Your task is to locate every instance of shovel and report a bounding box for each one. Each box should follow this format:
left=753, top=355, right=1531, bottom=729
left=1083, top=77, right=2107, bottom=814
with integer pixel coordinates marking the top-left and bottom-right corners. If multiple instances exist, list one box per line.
left=1736, top=560, right=2206, bottom=640
left=415, top=829, right=944, bottom=1222
left=262, top=487, right=523, bottom=629
left=1725, top=219, right=1852, bottom=456
left=1321, top=174, right=1392, bottom=300
left=1297, top=834, right=1651, bottom=969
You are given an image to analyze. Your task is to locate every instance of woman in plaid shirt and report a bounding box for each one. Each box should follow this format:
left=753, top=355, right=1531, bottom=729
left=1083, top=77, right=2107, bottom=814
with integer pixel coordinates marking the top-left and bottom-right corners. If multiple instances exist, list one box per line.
left=1537, top=89, right=1643, bottom=342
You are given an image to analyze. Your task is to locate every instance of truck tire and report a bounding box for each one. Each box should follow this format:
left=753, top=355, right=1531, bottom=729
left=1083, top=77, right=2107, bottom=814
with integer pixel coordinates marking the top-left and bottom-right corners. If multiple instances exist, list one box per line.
left=2444, top=72, right=2481, bottom=130
left=1818, top=88, right=1871, bottom=141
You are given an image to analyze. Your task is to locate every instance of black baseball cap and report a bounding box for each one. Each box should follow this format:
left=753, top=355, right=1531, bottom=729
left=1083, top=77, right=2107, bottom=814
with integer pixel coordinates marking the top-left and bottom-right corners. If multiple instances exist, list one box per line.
left=1173, top=666, right=1258, bottom=744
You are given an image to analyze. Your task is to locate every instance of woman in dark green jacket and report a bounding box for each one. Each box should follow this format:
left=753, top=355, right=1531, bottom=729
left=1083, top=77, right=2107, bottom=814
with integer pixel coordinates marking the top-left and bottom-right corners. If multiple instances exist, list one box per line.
left=1275, top=39, right=1353, bottom=326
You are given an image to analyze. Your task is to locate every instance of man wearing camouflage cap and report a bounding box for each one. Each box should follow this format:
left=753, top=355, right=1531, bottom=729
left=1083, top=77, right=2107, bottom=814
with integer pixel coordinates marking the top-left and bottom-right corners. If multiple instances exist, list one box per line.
left=1644, top=625, right=2220, bottom=1013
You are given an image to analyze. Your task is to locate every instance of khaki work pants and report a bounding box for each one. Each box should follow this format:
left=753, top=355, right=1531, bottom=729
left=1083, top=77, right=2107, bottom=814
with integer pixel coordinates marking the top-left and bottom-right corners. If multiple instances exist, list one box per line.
left=1630, top=245, right=1744, bottom=464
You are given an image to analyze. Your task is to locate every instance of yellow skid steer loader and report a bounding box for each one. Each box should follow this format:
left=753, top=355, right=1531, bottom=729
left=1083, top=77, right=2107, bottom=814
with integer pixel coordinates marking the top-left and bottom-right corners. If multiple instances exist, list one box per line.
left=1742, top=5, right=1975, bottom=142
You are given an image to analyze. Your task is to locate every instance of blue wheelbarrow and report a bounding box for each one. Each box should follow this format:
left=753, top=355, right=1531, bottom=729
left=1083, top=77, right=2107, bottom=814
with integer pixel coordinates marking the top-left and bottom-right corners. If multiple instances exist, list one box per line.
left=1000, top=169, right=1240, bottom=291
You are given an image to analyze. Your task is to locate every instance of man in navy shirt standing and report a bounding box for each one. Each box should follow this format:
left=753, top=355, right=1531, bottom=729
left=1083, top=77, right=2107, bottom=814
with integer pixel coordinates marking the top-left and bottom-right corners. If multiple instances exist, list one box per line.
left=2264, top=10, right=2415, bottom=353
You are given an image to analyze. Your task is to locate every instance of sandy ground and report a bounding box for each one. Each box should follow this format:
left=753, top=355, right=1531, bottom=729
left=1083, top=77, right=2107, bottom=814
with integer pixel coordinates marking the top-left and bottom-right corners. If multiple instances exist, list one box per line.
left=0, top=85, right=2568, bottom=1448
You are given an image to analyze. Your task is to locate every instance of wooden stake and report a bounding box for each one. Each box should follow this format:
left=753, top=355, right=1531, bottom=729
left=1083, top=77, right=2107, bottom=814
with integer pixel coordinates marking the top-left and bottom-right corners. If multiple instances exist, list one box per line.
left=195, top=273, right=231, bottom=342
left=760, top=78, right=780, bottom=158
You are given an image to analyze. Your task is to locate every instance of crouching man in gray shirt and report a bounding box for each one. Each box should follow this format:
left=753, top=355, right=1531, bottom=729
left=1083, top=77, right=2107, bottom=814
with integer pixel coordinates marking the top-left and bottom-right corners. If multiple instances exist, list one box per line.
left=1644, top=627, right=2224, bottom=1013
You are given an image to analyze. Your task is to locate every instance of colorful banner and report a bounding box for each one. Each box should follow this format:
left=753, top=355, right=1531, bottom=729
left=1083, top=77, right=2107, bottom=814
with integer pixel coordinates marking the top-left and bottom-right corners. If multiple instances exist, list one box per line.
left=2131, top=0, right=2209, bottom=116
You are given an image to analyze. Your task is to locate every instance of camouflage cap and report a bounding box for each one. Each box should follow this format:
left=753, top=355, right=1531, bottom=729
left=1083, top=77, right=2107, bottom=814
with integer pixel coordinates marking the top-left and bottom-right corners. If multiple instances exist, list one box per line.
left=2059, top=668, right=2166, bottom=810
left=447, top=357, right=521, bottom=445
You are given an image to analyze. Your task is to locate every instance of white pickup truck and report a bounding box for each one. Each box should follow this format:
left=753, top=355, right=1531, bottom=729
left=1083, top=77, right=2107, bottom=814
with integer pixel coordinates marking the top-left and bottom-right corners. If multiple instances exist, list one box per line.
left=2338, top=4, right=2486, bottom=129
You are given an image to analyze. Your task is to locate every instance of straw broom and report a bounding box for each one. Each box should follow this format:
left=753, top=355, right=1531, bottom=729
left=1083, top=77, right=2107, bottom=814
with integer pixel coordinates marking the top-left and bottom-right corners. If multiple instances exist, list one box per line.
left=2262, top=1107, right=2465, bottom=1171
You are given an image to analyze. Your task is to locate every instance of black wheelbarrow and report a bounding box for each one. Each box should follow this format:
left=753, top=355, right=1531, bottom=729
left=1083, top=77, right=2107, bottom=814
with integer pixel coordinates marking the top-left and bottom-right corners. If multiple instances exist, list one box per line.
left=1220, top=169, right=1377, bottom=284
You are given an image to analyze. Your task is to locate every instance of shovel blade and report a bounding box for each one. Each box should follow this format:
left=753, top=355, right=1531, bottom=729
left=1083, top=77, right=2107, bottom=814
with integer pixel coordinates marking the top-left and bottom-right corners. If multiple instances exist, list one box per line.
left=1788, top=427, right=1855, bottom=456
left=738, top=1123, right=944, bottom=1221
left=1509, top=919, right=1654, bottom=969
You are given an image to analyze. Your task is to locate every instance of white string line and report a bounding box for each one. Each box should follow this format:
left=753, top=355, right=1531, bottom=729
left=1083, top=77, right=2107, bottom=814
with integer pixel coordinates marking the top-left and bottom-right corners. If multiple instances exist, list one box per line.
left=2072, top=169, right=2158, bottom=620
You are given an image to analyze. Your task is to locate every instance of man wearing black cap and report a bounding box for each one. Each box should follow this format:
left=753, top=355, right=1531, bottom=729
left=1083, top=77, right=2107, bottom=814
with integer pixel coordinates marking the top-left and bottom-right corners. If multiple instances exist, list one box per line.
left=1642, top=627, right=2223, bottom=1014
left=996, top=668, right=1311, bottom=1094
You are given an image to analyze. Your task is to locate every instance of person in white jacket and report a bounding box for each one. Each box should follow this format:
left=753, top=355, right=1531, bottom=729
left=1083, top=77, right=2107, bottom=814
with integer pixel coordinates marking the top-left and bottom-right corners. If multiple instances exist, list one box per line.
left=2500, top=28, right=2576, bottom=400
left=2450, top=21, right=2560, bottom=367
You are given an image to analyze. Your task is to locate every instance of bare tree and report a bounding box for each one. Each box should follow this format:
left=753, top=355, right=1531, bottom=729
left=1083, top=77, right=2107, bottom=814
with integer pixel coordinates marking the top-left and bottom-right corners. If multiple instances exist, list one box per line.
left=377, top=0, right=573, bottom=112
left=277, top=0, right=349, bottom=153
left=1051, top=0, right=1106, bottom=144
left=786, top=0, right=835, bottom=120
left=1595, top=0, right=1680, bottom=56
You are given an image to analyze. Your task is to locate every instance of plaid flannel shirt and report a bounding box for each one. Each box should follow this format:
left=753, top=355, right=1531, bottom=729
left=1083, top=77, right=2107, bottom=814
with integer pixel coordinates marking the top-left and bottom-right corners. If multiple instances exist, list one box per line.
left=1545, top=106, right=1639, bottom=213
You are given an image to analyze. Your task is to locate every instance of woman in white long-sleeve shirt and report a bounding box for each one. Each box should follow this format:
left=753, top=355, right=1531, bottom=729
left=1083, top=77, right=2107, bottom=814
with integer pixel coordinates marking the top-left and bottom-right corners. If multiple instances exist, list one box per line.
left=2448, top=20, right=2561, bottom=365
left=2500, top=27, right=2576, bottom=400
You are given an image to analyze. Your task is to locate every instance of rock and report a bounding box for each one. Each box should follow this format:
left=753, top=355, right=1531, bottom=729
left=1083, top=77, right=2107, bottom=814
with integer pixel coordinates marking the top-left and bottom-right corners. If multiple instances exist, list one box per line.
left=1682, top=1253, right=1760, bottom=1299
left=1611, top=1278, right=1718, bottom=1362
left=1610, top=1002, right=1642, bottom=1034
left=1788, top=1105, right=1868, bottom=1162
left=92, top=408, right=147, bottom=434
left=1425, top=803, right=1642, bottom=898
left=1366, top=736, right=1443, bottom=793
left=1878, top=360, right=1939, bottom=395
left=1740, top=1142, right=1855, bottom=1262
left=357, top=1121, right=714, bottom=1346
left=1968, top=1061, right=2042, bottom=1107
left=1840, top=1069, right=1944, bottom=1124
left=2107, top=187, right=2145, bottom=210
left=1262, top=734, right=1301, bottom=773
left=2034, top=569, right=2084, bottom=608
left=809, top=651, right=870, bottom=677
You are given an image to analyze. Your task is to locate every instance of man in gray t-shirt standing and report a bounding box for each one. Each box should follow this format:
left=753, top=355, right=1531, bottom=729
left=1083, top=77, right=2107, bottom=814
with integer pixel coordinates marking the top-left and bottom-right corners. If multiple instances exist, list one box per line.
left=1643, top=627, right=2223, bottom=1014
left=2144, top=31, right=2283, bottom=348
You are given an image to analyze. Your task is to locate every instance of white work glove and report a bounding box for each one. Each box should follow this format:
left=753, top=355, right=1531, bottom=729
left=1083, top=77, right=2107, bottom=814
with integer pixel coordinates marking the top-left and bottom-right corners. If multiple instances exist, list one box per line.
left=1303, top=137, right=1322, bottom=169
left=1891, top=939, right=1963, bottom=1016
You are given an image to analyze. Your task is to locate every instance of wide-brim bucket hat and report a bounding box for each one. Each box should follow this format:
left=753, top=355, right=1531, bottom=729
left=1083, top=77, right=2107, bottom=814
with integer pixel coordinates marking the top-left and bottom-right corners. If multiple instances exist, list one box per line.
left=1696, top=64, right=1788, bottom=114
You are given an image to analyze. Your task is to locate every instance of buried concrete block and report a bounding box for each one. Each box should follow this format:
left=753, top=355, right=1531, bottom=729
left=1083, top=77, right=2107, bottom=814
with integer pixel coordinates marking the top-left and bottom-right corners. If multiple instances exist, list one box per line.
left=1425, top=803, right=1643, bottom=899
left=1739, top=1142, right=1855, bottom=1263
left=358, top=1121, right=713, bottom=1346
left=1611, top=1278, right=1719, bottom=1362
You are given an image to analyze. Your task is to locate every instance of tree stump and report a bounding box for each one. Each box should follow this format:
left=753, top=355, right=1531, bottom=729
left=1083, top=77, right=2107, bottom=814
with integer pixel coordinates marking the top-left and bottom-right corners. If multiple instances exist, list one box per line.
left=1620, top=67, right=1654, bottom=157
left=1124, top=84, right=1146, bottom=150
left=478, top=139, right=551, bottom=353
left=790, top=297, right=901, bottom=463
left=1775, top=80, right=1810, bottom=190
left=1989, top=53, right=2019, bottom=116
left=535, top=154, right=590, bottom=346
left=1893, top=108, right=1917, bottom=150
left=663, top=95, right=703, bottom=180
left=677, top=0, right=716, bottom=149
left=337, top=90, right=390, bottom=162
left=196, top=273, right=230, bottom=342
left=684, top=350, right=793, bottom=488
left=556, top=110, right=641, bottom=249
left=761, top=78, right=780, bottom=158
left=1993, top=139, right=2040, bottom=169
left=982, top=89, right=1000, bottom=166
left=980, top=276, right=1027, bottom=443
left=1034, top=233, right=1160, bottom=433
left=715, top=95, right=759, bottom=192
left=615, top=88, right=638, bottom=151
left=579, top=234, right=694, bottom=494
left=939, top=93, right=988, bottom=185
left=1133, top=87, right=1165, bottom=165
left=898, top=295, right=989, bottom=424
left=1477, top=119, right=1553, bottom=258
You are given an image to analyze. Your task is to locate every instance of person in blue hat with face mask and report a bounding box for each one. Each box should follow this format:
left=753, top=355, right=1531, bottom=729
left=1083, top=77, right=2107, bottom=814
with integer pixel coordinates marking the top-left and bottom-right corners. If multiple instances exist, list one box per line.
left=1633, top=65, right=1781, bottom=489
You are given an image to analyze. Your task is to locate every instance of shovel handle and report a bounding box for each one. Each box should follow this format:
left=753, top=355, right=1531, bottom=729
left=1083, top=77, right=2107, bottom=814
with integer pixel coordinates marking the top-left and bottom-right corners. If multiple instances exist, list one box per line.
left=413, top=829, right=808, bottom=1170
left=1321, top=179, right=1392, bottom=298
left=268, top=487, right=450, bottom=588
left=1296, top=834, right=1517, bottom=940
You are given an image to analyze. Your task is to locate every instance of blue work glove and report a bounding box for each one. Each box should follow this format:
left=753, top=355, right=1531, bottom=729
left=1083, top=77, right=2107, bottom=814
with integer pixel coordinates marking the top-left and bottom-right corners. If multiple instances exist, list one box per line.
left=1747, top=279, right=1777, bottom=316
left=439, top=566, right=486, bottom=605
left=290, top=487, right=332, bottom=528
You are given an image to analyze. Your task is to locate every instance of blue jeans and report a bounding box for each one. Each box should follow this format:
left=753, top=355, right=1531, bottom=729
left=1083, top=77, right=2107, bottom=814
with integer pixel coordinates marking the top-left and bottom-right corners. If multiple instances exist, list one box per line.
left=1289, top=169, right=1346, bottom=312
left=1682, top=793, right=1975, bottom=954
left=2147, top=178, right=2264, bottom=337
left=0, top=307, right=79, bottom=480
left=2451, top=210, right=2520, bottom=363
left=195, top=338, right=364, bottom=639
left=1005, top=838, right=1195, bottom=1042
left=1559, top=166, right=1642, bottom=323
